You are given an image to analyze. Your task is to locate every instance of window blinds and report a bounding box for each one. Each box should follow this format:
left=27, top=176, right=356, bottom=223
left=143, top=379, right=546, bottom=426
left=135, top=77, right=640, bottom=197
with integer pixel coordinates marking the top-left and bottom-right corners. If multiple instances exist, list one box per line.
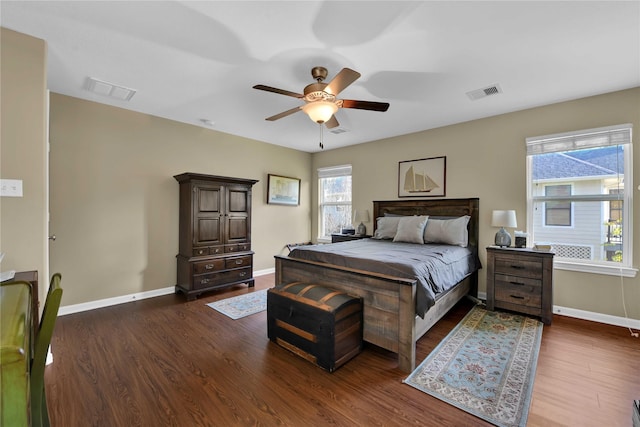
left=318, top=164, right=352, bottom=178
left=526, top=123, right=632, bottom=155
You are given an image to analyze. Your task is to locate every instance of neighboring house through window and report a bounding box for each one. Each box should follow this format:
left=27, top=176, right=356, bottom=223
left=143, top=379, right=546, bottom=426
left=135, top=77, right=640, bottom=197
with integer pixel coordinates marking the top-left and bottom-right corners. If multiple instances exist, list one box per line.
left=544, top=184, right=572, bottom=226
left=318, top=165, right=352, bottom=241
left=526, top=124, right=636, bottom=277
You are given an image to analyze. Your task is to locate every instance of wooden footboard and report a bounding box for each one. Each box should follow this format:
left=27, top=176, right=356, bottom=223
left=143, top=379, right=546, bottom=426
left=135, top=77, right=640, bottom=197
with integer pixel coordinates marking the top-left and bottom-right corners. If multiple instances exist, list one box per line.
left=275, top=255, right=472, bottom=372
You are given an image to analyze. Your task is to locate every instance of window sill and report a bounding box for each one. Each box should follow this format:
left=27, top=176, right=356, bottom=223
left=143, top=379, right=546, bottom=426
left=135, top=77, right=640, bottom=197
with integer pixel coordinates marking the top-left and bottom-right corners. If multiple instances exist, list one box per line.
left=554, top=259, right=638, bottom=278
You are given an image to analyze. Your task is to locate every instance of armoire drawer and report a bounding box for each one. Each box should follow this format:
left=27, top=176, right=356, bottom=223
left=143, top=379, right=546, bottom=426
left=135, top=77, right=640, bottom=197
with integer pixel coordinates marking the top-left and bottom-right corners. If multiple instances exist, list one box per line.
left=225, top=255, right=252, bottom=269
left=192, top=268, right=252, bottom=290
left=192, top=259, right=225, bottom=275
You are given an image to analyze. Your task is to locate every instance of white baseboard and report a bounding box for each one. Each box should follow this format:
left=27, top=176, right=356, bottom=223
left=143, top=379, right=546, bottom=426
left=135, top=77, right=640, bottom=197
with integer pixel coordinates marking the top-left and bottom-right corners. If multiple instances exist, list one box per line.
left=552, top=305, right=640, bottom=330
left=59, top=273, right=639, bottom=331
left=477, top=291, right=640, bottom=330
left=58, top=267, right=276, bottom=316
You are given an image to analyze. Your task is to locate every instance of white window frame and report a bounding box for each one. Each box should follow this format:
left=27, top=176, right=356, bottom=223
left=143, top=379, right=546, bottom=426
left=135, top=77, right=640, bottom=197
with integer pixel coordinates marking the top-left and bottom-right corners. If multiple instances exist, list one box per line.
left=526, top=124, right=637, bottom=277
left=318, top=165, right=352, bottom=242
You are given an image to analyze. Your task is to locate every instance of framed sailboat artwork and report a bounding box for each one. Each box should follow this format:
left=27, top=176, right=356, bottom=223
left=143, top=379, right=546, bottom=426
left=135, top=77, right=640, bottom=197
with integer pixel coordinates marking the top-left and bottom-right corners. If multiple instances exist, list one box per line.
left=398, top=156, right=446, bottom=197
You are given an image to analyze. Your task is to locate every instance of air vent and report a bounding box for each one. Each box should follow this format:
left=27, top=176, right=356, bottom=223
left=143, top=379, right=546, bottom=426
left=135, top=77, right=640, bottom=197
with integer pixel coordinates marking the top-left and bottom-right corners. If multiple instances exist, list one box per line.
left=466, top=84, right=502, bottom=101
left=85, top=77, right=136, bottom=101
left=330, top=128, right=348, bottom=135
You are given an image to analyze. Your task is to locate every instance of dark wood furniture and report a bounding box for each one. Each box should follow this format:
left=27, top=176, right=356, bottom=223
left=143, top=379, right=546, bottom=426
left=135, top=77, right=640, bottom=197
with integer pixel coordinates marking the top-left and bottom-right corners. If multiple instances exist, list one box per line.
left=275, top=198, right=479, bottom=372
left=486, top=246, right=554, bottom=324
left=174, top=173, right=258, bottom=300
left=331, top=233, right=372, bottom=243
left=267, top=282, right=363, bottom=372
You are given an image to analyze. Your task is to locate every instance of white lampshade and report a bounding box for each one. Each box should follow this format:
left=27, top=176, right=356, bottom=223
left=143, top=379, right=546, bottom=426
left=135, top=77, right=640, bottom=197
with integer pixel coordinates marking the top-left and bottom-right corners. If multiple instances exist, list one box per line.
left=354, top=210, right=370, bottom=223
left=491, top=210, right=517, bottom=228
left=302, top=101, right=338, bottom=123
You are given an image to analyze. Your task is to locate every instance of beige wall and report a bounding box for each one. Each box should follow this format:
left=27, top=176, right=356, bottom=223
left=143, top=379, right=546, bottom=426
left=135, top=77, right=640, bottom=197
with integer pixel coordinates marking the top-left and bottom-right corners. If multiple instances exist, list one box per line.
left=49, top=94, right=311, bottom=305
left=312, top=87, right=640, bottom=320
left=0, top=28, right=48, bottom=302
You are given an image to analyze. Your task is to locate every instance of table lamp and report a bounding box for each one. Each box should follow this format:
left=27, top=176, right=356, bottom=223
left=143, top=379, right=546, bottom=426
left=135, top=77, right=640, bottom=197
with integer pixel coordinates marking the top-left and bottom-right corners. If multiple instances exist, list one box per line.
left=354, top=210, right=370, bottom=236
left=491, top=210, right=517, bottom=247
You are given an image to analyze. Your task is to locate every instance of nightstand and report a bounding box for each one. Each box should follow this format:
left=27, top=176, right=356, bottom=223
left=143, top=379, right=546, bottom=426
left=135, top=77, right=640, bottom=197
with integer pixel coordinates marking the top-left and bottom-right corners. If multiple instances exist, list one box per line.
left=486, top=247, right=554, bottom=325
left=331, top=234, right=371, bottom=243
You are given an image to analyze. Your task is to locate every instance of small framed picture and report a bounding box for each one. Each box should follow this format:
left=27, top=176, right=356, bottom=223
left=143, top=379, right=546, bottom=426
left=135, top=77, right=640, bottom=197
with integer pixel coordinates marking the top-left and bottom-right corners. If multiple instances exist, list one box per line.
left=267, top=174, right=301, bottom=206
left=398, top=156, right=446, bottom=197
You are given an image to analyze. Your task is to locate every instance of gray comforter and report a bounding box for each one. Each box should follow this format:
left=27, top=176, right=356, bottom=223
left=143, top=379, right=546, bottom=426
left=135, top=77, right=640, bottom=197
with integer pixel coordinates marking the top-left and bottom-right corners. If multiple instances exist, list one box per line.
left=288, top=239, right=480, bottom=317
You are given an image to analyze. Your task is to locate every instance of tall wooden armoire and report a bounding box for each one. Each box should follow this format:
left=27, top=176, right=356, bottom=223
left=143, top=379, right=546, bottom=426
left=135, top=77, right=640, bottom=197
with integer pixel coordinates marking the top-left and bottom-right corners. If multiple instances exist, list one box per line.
left=174, top=173, right=258, bottom=300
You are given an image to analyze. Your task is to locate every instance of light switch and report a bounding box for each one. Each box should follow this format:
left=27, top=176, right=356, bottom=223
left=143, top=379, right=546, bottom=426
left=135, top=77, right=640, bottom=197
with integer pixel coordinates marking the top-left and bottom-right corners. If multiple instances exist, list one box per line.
left=0, top=179, right=23, bottom=197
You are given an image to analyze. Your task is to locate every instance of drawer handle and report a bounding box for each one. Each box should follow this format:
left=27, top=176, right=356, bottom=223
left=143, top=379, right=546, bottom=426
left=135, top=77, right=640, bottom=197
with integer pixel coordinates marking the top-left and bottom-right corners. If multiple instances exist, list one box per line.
left=201, top=279, right=210, bottom=284
left=235, top=260, right=243, bottom=265
left=205, top=264, right=214, bottom=270
left=510, top=281, right=525, bottom=286
left=213, top=248, right=220, bottom=254
left=510, top=265, right=525, bottom=269
left=510, top=295, right=525, bottom=299
left=239, top=272, right=247, bottom=277
left=198, top=249, right=204, bottom=255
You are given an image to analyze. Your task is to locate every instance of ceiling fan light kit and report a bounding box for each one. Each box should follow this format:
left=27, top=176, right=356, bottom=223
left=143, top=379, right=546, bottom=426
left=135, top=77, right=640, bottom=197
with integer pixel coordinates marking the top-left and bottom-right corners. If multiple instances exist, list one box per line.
left=254, top=66, right=389, bottom=149
left=302, top=100, right=338, bottom=123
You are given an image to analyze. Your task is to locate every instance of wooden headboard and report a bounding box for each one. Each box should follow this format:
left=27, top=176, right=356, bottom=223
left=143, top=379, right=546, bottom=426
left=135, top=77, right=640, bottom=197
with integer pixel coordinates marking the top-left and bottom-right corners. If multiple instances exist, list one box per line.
left=372, top=198, right=480, bottom=248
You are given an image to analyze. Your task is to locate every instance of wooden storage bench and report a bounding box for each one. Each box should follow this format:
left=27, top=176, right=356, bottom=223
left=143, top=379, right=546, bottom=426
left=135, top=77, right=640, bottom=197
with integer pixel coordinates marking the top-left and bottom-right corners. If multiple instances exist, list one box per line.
left=267, top=282, right=363, bottom=372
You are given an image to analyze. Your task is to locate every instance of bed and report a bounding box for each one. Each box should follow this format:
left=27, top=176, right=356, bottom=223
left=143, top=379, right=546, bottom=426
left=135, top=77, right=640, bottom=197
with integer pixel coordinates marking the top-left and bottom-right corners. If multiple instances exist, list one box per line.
left=274, top=198, right=480, bottom=372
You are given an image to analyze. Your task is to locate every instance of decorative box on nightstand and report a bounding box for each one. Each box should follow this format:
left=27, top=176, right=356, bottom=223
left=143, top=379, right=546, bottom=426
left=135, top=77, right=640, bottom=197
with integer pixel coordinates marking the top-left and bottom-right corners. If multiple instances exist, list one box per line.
left=486, top=246, right=554, bottom=325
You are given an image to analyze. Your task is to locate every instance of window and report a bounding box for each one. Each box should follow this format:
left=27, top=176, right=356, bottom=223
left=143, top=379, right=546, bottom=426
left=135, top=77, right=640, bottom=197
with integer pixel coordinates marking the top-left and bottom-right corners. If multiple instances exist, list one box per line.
left=318, top=165, right=352, bottom=241
left=526, top=124, right=636, bottom=277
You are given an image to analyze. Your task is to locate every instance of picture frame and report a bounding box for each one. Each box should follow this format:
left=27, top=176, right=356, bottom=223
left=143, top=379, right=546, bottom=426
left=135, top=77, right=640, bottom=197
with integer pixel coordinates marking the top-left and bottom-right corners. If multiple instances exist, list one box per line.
left=398, top=156, right=446, bottom=197
left=267, top=174, right=301, bottom=206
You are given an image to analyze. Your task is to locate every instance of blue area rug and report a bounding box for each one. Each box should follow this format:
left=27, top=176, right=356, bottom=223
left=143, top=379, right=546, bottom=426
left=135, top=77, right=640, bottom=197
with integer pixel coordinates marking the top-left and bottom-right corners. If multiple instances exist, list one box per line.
left=404, top=305, right=543, bottom=427
left=206, top=289, right=267, bottom=320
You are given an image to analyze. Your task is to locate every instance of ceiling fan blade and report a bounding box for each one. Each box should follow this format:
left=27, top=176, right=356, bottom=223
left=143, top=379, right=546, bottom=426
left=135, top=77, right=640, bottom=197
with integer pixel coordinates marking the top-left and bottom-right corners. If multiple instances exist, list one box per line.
left=325, top=115, right=339, bottom=129
left=341, top=99, right=390, bottom=112
left=265, top=106, right=302, bottom=121
left=325, top=68, right=361, bottom=96
left=253, top=84, right=303, bottom=98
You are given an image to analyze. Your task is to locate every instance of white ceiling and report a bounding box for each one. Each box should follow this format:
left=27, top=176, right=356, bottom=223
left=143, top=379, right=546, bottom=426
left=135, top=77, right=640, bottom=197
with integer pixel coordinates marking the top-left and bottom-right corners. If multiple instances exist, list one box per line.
left=2, top=1, right=639, bottom=153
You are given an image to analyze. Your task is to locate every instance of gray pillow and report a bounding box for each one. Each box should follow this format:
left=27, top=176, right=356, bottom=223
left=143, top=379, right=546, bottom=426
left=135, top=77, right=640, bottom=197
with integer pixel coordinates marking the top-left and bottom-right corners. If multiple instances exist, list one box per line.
left=423, top=215, right=470, bottom=247
left=393, top=216, right=429, bottom=244
left=372, top=216, right=402, bottom=239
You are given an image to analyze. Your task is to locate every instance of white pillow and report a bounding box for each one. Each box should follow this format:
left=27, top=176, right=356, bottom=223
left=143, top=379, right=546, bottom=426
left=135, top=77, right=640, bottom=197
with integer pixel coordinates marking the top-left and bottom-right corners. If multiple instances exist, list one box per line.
left=423, top=216, right=470, bottom=247
left=372, top=216, right=402, bottom=239
left=393, top=216, right=429, bottom=244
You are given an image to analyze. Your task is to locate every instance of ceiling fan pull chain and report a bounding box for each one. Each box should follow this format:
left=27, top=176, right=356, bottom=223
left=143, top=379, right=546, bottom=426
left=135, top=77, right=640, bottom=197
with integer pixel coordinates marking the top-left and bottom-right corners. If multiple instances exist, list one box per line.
left=319, top=123, right=324, bottom=149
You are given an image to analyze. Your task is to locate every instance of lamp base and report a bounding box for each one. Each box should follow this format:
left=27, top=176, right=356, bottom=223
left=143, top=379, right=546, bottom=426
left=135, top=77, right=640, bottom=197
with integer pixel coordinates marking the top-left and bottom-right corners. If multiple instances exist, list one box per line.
left=494, top=227, right=512, bottom=247
left=357, top=222, right=366, bottom=236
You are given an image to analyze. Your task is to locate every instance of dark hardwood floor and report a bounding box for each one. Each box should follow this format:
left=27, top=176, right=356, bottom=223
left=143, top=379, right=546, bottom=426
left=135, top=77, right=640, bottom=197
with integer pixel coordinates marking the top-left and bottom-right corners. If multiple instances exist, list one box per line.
left=46, top=274, right=639, bottom=426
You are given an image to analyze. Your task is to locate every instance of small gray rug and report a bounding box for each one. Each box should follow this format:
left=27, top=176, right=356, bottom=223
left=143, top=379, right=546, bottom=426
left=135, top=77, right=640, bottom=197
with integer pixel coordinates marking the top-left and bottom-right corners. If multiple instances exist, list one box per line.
left=206, top=289, right=267, bottom=320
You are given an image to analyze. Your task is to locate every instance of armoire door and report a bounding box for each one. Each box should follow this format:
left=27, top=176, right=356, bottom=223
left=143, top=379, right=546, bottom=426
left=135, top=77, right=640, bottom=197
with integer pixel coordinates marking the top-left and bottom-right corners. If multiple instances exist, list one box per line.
left=192, top=183, right=224, bottom=247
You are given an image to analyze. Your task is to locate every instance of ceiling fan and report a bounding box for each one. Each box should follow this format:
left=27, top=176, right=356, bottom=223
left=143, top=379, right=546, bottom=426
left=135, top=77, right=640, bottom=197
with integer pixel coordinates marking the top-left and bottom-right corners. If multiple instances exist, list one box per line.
left=253, top=66, right=390, bottom=132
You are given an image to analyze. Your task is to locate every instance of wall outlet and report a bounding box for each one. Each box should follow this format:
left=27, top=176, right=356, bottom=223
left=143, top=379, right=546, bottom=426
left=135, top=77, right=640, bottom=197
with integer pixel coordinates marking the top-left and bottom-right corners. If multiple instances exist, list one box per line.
left=0, top=179, right=23, bottom=197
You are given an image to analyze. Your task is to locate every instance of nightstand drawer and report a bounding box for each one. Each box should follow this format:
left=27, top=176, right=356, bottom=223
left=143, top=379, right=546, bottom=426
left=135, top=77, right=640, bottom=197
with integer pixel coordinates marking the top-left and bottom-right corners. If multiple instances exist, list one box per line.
left=494, top=274, right=541, bottom=308
left=493, top=256, right=542, bottom=279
